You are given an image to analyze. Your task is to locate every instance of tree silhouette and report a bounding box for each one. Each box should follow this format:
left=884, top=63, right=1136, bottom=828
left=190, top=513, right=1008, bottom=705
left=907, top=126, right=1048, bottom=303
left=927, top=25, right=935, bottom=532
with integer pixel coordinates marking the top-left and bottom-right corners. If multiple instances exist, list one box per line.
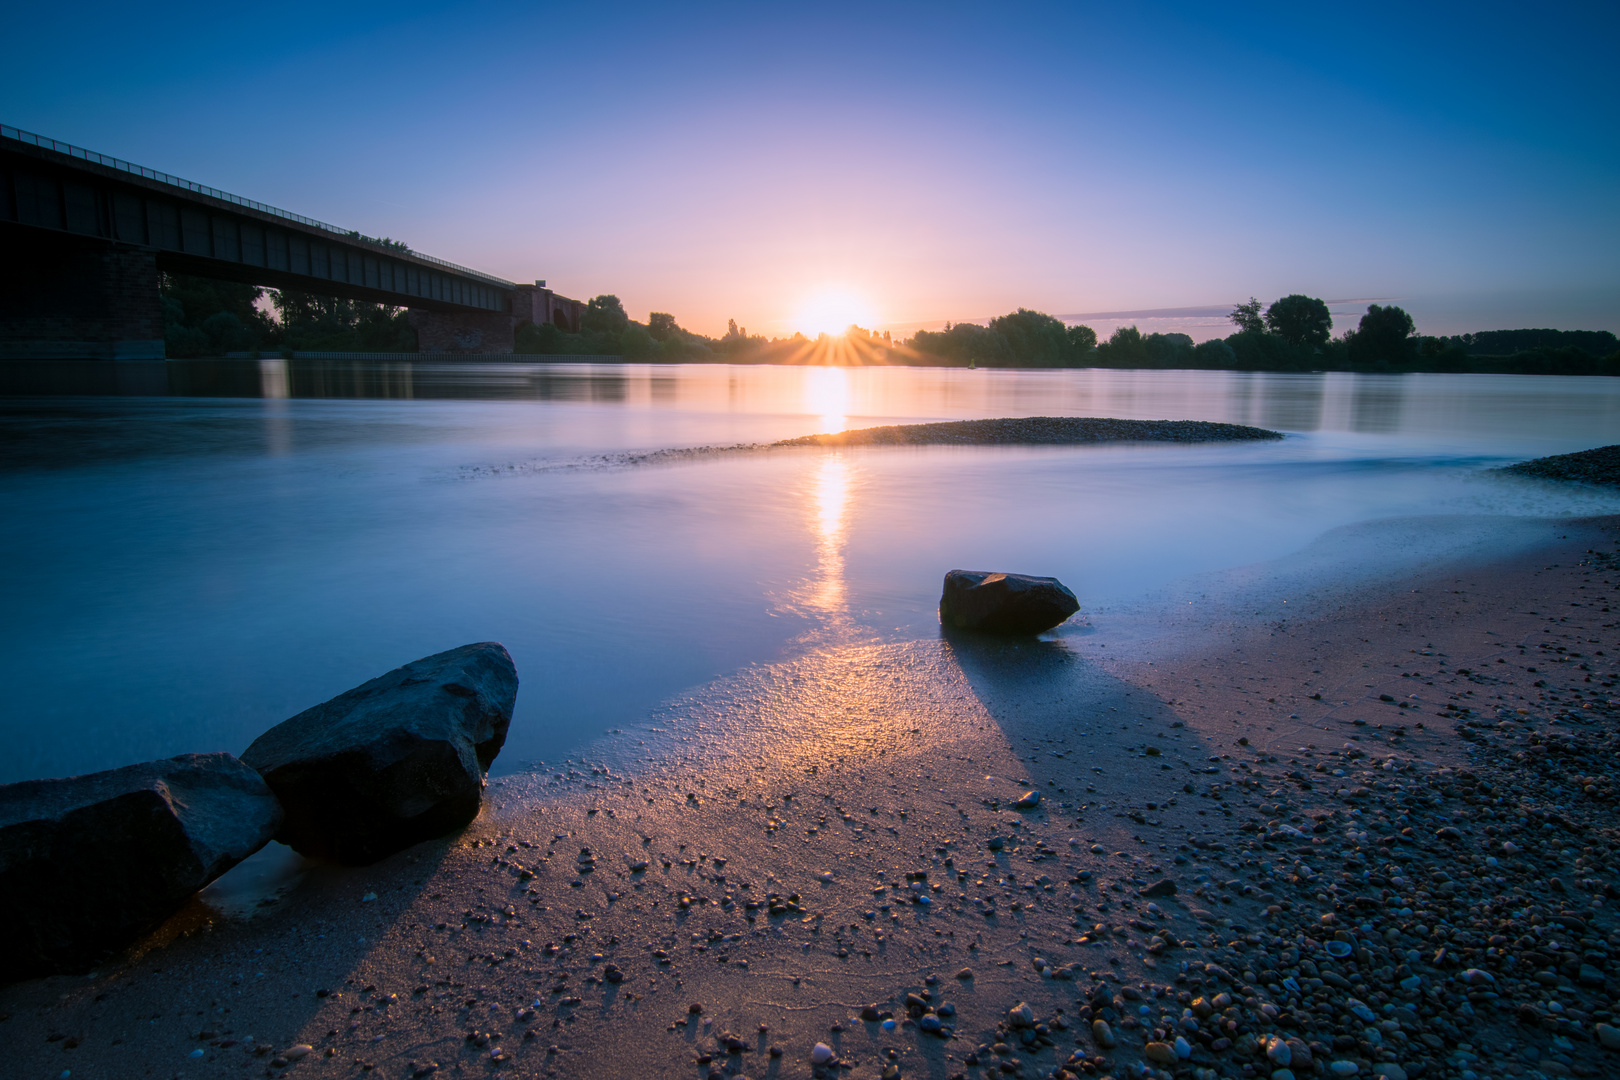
left=1229, top=297, right=1264, bottom=334
left=582, top=295, right=629, bottom=335
left=1347, top=304, right=1416, bottom=369
left=1264, top=294, right=1333, bottom=348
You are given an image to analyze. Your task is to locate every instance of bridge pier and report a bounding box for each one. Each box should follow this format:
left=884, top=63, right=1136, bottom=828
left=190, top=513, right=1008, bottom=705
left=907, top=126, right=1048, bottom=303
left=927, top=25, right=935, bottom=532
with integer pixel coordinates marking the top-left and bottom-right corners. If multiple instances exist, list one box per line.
left=406, top=308, right=515, bottom=354
left=0, top=229, right=165, bottom=360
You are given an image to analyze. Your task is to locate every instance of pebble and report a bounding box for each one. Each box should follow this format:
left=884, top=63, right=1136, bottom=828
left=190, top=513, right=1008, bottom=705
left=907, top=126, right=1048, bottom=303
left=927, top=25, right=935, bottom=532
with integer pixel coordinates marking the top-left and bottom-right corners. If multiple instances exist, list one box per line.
left=1014, top=791, right=1041, bottom=809
left=1144, top=1042, right=1178, bottom=1064
left=810, top=1042, right=834, bottom=1065
left=284, top=1044, right=313, bottom=1060
left=1091, top=1020, right=1116, bottom=1049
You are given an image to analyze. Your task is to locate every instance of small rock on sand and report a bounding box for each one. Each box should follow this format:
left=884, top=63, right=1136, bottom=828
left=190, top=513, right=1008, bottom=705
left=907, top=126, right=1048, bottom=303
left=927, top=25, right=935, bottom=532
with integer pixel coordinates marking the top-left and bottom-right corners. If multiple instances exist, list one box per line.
left=939, top=570, right=1079, bottom=635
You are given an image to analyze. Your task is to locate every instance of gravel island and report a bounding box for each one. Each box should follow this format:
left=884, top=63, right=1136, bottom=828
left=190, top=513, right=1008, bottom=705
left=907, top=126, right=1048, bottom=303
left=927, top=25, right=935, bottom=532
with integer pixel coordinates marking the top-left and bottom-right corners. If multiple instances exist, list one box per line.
left=1502, top=446, right=1620, bottom=489
left=776, top=417, right=1285, bottom=448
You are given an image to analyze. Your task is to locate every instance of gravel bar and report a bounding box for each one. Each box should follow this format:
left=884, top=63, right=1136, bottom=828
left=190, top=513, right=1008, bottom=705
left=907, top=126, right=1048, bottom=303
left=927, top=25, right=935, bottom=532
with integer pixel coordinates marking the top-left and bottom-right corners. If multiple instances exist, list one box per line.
left=775, top=416, right=1284, bottom=447
left=1501, top=446, right=1620, bottom=489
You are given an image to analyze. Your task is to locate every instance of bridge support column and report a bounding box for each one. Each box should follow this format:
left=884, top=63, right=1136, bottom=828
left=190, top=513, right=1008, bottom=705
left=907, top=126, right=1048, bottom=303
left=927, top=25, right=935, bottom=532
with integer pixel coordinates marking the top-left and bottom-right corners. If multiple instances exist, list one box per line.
left=0, top=230, right=165, bottom=360
left=407, top=309, right=516, bottom=354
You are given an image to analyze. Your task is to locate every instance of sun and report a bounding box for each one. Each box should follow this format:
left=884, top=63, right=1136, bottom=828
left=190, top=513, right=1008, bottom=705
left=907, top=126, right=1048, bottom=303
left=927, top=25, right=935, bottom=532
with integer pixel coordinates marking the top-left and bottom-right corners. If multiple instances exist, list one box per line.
left=795, top=287, right=877, bottom=338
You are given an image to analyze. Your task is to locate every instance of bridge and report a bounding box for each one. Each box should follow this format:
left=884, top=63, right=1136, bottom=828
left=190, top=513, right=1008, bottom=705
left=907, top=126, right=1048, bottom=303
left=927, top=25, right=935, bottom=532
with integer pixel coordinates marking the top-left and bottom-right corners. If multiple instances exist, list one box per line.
left=0, top=125, right=585, bottom=359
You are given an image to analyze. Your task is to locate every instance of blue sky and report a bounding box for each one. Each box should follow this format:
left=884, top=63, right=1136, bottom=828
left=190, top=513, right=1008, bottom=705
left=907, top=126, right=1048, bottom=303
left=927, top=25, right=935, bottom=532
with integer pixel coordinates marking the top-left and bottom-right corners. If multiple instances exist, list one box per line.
left=5, top=1, right=1616, bottom=338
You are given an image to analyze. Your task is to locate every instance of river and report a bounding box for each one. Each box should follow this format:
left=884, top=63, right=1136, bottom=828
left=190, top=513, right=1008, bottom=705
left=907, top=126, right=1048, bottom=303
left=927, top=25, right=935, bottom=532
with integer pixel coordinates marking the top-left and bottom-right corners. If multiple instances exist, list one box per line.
left=1, top=359, right=1616, bottom=783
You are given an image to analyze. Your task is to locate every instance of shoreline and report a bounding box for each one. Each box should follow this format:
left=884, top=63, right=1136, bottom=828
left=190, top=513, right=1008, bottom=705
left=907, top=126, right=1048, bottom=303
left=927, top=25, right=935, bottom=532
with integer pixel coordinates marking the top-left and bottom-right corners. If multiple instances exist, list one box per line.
left=4, top=518, right=1618, bottom=1080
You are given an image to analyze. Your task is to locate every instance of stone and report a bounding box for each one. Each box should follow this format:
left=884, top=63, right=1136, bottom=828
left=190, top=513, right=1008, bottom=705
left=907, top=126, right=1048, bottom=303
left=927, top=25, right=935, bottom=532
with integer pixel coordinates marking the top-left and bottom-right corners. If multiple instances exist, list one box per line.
left=241, top=643, right=518, bottom=865
left=0, top=752, right=281, bottom=981
left=1597, top=1023, right=1620, bottom=1050
left=811, top=1043, right=834, bottom=1065
left=1014, top=791, right=1042, bottom=810
left=1091, top=1019, right=1116, bottom=1048
left=1145, top=1042, right=1178, bottom=1064
left=1370, top=1065, right=1406, bottom=1080
left=1140, top=878, right=1178, bottom=897
left=938, top=570, right=1080, bottom=635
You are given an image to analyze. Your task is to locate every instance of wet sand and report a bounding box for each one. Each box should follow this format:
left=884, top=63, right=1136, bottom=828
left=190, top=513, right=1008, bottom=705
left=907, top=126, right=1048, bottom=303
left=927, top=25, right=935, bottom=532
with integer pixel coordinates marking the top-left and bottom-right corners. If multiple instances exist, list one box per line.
left=4, top=517, right=1618, bottom=1080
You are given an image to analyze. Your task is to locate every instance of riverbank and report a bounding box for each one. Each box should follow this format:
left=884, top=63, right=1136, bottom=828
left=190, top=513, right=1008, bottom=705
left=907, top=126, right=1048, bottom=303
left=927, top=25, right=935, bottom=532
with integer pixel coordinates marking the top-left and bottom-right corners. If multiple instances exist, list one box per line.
left=3, top=518, right=1618, bottom=1080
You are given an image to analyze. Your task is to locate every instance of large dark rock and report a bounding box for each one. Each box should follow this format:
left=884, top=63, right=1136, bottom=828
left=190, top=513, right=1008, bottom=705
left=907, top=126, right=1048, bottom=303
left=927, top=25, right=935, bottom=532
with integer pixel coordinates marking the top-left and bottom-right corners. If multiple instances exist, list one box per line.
left=0, top=753, right=282, bottom=982
left=939, top=569, right=1080, bottom=635
left=241, top=642, right=517, bottom=866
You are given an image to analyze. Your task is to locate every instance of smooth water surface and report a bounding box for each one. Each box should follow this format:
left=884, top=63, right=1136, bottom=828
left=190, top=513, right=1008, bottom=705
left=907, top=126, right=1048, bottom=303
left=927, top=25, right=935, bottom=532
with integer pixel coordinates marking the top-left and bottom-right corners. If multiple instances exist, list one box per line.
left=1, top=360, right=1617, bottom=783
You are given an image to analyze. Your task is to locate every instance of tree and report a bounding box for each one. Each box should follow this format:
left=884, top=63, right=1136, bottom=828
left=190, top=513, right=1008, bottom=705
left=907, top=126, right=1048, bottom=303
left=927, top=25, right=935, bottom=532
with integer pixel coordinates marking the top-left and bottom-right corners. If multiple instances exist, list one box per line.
left=1347, top=303, right=1416, bottom=369
left=581, top=295, right=629, bottom=335
left=620, top=324, right=656, bottom=358
left=1095, top=325, right=1151, bottom=366
left=1229, top=297, right=1265, bottom=334
left=905, top=321, right=1013, bottom=366
left=1067, top=324, right=1098, bottom=355
left=270, top=289, right=415, bottom=352
left=989, top=308, right=1070, bottom=366
left=160, top=273, right=276, bottom=357
left=1264, top=294, right=1333, bottom=348
left=647, top=312, right=678, bottom=340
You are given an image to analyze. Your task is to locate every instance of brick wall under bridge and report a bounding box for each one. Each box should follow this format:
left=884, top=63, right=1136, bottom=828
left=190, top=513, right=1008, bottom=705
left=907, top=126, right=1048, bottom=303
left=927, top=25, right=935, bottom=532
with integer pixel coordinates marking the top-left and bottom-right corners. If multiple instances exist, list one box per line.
left=0, top=228, right=164, bottom=360
left=514, top=282, right=585, bottom=334
left=407, top=285, right=587, bottom=353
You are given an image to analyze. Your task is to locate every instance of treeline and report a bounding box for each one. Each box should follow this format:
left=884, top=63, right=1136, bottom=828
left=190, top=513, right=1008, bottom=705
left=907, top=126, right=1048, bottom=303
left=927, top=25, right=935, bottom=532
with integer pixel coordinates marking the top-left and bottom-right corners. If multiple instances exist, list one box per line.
left=161, top=277, right=797, bottom=360
left=903, top=295, right=1620, bottom=376
left=161, top=275, right=1619, bottom=377
left=161, top=275, right=414, bottom=357
left=904, top=309, right=1096, bottom=367
left=513, top=296, right=803, bottom=360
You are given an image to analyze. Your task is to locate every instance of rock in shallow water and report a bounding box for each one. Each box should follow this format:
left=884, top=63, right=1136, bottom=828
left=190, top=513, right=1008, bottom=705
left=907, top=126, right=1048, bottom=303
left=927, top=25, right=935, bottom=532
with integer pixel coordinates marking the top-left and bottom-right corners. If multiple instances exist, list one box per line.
left=938, top=570, right=1080, bottom=635
left=242, top=642, right=517, bottom=865
left=0, top=752, right=282, bottom=981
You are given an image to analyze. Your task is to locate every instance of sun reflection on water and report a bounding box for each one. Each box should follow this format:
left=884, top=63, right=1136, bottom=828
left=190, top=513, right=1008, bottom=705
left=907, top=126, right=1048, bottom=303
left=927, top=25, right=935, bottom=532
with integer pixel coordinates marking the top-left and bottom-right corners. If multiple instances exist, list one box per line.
left=808, top=454, right=850, bottom=616
left=803, top=366, right=850, bottom=433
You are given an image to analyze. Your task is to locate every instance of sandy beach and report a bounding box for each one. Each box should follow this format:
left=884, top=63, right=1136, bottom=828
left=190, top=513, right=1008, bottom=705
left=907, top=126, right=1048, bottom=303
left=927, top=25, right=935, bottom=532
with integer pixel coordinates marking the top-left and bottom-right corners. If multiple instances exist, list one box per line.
left=4, top=515, right=1618, bottom=1080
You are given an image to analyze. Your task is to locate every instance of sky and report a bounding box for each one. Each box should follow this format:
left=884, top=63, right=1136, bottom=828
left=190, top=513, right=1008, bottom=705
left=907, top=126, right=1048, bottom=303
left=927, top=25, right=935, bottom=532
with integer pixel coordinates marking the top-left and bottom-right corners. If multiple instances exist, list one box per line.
left=4, top=1, right=1617, bottom=340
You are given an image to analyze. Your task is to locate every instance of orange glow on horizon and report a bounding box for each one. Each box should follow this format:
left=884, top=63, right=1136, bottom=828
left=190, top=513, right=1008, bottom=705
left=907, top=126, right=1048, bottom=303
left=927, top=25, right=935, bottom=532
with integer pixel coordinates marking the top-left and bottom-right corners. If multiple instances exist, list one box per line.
left=794, top=287, right=877, bottom=338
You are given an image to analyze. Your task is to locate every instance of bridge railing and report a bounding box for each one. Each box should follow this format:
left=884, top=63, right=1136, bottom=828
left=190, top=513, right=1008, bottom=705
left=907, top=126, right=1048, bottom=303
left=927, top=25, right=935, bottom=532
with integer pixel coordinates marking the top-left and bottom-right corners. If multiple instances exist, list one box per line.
left=1, top=124, right=516, bottom=291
